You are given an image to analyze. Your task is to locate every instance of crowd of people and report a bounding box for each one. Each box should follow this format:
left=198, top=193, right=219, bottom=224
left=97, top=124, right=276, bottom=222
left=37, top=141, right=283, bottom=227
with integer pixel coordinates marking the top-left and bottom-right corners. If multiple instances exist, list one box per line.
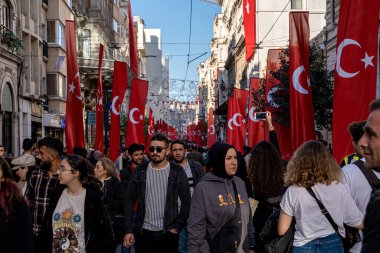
left=0, top=101, right=380, bottom=253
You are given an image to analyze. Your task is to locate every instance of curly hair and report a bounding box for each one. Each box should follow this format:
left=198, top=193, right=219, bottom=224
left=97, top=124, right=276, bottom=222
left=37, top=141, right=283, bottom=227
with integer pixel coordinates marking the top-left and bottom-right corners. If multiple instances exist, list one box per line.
left=248, top=141, right=285, bottom=198
left=285, top=141, right=341, bottom=187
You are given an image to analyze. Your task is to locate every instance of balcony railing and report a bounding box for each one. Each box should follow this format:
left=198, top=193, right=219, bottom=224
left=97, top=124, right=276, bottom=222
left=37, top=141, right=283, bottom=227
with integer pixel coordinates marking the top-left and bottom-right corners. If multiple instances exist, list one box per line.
left=0, top=24, right=23, bottom=53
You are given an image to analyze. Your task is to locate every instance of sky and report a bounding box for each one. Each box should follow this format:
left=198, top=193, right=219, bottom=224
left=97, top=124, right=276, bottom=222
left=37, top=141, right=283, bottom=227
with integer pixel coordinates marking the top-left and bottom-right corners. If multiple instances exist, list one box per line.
left=131, top=0, right=220, bottom=101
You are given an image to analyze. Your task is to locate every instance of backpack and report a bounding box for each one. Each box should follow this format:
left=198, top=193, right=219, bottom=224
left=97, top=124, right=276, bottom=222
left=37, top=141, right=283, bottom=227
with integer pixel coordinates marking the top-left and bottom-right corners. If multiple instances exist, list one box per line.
left=259, top=208, right=295, bottom=253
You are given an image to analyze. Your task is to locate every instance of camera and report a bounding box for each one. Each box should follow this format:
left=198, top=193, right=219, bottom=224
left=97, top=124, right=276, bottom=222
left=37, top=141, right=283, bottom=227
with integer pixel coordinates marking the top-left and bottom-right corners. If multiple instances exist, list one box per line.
left=254, top=112, right=268, bottom=120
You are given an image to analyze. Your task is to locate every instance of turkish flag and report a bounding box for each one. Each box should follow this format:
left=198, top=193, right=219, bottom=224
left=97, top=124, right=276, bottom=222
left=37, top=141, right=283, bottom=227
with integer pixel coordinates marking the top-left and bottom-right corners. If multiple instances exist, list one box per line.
left=289, top=12, right=315, bottom=152
left=94, top=43, right=104, bottom=153
left=128, top=0, right=138, bottom=76
left=265, top=49, right=293, bottom=160
left=146, top=108, right=154, bottom=152
left=196, top=120, right=204, bottom=147
left=207, top=107, right=216, bottom=148
left=65, top=20, right=84, bottom=154
left=247, top=78, right=266, bottom=148
left=332, top=0, right=378, bottom=162
left=126, top=79, right=149, bottom=147
left=226, top=88, right=249, bottom=153
left=109, top=61, right=128, bottom=162
left=243, top=0, right=256, bottom=61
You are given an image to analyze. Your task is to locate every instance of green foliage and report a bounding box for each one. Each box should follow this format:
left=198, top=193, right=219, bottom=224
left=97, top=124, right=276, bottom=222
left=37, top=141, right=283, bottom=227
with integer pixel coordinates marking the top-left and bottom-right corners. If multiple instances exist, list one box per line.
left=0, top=30, right=23, bottom=52
left=256, top=45, right=334, bottom=130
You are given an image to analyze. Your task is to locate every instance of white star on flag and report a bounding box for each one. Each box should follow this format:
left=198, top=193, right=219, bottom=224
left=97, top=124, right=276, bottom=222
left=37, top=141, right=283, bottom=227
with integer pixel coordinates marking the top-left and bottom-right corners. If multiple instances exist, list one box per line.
left=245, top=1, right=250, bottom=14
left=139, top=115, right=144, bottom=121
left=98, top=97, right=103, bottom=106
left=361, top=52, right=374, bottom=69
left=242, top=119, right=246, bottom=124
left=307, top=77, right=311, bottom=87
left=69, top=82, right=75, bottom=93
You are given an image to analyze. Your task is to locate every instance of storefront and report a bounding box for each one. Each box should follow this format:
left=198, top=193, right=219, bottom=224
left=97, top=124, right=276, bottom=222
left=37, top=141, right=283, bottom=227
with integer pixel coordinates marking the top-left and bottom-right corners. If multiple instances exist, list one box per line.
left=31, top=102, right=43, bottom=142
left=43, top=113, right=64, bottom=141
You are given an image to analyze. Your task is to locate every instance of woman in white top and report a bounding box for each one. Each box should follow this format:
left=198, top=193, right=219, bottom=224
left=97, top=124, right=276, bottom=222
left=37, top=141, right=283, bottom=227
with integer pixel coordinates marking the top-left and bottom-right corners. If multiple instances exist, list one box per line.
left=278, top=141, right=364, bottom=253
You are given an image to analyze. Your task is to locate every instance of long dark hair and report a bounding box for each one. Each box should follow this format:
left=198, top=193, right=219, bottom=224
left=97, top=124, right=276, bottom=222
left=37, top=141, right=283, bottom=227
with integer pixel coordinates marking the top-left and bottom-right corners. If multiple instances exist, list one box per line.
left=64, top=155, right=102, bottom=189
left=248, top=141, right=285, bottom=198
left=0, top=158, right=25, bottom=218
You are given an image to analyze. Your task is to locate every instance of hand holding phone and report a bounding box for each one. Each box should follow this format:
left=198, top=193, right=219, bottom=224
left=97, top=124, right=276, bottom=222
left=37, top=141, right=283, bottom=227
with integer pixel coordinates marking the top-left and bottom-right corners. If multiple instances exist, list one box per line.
left=254, top=112, right=268, bottom=120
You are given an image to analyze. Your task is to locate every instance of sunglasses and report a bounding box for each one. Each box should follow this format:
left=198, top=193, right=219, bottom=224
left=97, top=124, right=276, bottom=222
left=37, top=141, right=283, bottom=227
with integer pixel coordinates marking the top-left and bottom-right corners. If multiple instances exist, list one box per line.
left=149, top=146, right=166, bottom=153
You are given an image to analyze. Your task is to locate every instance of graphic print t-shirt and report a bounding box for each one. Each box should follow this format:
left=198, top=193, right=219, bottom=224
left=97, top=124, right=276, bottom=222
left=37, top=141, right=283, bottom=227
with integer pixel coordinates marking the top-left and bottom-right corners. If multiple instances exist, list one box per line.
left=52, top=188, right=86, bottom=253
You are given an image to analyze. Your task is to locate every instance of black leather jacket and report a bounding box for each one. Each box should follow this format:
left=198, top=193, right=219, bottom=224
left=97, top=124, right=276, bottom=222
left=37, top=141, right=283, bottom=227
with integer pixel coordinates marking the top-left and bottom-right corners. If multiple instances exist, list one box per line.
left=124, top=161, right=191, bottom=233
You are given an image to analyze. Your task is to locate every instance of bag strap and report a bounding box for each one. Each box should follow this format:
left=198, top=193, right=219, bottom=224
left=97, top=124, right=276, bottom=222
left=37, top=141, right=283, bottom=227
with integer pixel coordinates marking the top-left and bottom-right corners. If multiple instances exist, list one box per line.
left=353, top=159, right=379, bottom=187
left=232, top=179, right=241, bottom=212
left=306, top=187, right=339, bottom=232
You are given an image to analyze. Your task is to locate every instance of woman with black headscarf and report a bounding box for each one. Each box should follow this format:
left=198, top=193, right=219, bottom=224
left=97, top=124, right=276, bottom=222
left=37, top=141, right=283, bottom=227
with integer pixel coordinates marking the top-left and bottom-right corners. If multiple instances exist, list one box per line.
left=187, top=142, right=255, bottom=253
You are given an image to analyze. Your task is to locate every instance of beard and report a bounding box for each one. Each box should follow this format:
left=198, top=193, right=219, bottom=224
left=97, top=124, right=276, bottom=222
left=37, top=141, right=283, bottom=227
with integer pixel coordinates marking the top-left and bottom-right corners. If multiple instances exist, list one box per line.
left=151, top=155, right=166, bottom=164
left=40, top=159, right=52, bottom=171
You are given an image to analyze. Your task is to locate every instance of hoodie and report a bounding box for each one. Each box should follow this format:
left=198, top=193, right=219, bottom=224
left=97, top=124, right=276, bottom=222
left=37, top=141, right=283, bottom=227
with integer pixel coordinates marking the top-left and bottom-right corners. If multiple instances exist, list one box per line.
left=187, top=172, right=255, bottom=253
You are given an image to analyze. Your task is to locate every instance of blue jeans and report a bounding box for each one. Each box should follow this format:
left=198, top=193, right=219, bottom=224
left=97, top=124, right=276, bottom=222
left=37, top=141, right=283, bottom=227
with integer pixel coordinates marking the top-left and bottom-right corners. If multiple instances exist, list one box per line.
left=292, top=233, right=343, bottom=253
left=178, top=228, right=188, bottom=253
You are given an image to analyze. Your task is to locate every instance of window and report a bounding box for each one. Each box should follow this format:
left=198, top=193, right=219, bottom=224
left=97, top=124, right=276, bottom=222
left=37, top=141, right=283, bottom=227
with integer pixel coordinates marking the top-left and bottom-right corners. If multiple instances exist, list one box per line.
left=66, top=0, right=72, bottom=8
left=0, top=0, right=10, bottom=28
left=112, top=19, right=118, bottom=32
left=47, top=73, right=66, bottom=99
left=83, top=29, right=91, bottom=57
left=291, top=0, right=302, bottom=9
left=47, top=20, right=65, bottom=48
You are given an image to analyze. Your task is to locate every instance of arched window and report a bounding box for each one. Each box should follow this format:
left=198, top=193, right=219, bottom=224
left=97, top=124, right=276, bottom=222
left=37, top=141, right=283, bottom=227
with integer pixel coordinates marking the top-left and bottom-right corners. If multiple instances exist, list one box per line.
left=2, top=82, right=13, bottom=112
left=0, top=0, right=10, bottom=28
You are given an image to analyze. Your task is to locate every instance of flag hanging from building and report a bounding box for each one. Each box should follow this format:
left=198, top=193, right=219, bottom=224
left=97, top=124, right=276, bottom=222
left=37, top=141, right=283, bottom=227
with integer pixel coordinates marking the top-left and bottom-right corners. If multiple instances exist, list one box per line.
left=109, top=61, right=128, bottom=162
left=247, top=77, right=266, bottom=147
left=289, top=12, right=315, bottom=152
left=207, top=107, right=216, bottom=148
left=126, top=79, right=149, bottom=147
left=332, top=0, right=379, bottom=162
left=146, top=108, right=155, bottom=151
left=95, top=43, right=104, bottom=153
left=128, top=0, right=138, bottom=76
left=65, top=20, right=84, bottom=154
left=226, top=88, right=249, bottom=153
left=243, top=0, right=256, bottom=61
left=265, top=49, right=293, bottom=160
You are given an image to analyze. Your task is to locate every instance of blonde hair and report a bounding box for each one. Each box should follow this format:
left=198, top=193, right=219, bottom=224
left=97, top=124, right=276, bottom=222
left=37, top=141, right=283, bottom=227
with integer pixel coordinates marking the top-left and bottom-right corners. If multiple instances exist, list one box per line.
left=285, top=141, right=341, bottom=187
left=98, top=157, right=116, bottom=178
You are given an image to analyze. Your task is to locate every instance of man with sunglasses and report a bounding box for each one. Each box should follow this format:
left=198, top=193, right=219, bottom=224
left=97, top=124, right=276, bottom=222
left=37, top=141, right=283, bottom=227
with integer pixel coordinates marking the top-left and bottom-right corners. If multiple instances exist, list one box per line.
left=123, top=133, right=191, bottom=253
left=25, top=137, right=65, bottom=253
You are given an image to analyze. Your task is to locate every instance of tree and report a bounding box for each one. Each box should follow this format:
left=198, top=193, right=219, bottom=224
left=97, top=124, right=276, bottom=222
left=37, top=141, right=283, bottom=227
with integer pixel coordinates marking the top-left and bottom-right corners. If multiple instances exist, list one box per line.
left=253, top=44, right=334, bottom=130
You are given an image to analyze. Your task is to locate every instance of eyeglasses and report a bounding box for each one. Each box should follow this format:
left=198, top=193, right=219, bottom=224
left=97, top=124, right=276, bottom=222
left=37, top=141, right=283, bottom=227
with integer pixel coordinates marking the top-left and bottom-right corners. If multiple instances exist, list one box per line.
left=59, top=166, right=75, bottom=173
left=148, top=146, right=166, bottom=153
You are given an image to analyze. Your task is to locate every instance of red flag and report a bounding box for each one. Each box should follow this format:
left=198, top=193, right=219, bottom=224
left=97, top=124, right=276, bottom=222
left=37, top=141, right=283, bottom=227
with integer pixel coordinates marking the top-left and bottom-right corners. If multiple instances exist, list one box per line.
left=247, top=78, right=266, bottom=147
left=265, top=49, right=293, bottom=160
left=332, top=0, right=378, bottom=162
left=146, top=108, right=154, bottom=152
left=109, top=61, right=128, bottom=162
left=128, top=0, right=138, bottom=76
left=289, top=12, right=315, bottom=151
left=226, top=88, right=249, bottom=153
left=94, top=43, right=104, bottom=153
left=196, top=120, right=204, bottom=147
left=126, top=79, right=149, bottom=147
left=65, top=20, right=84, bottom=154
left=207, top=107, right=216, bottom=148
left=243, top=0, right=256, bottom=61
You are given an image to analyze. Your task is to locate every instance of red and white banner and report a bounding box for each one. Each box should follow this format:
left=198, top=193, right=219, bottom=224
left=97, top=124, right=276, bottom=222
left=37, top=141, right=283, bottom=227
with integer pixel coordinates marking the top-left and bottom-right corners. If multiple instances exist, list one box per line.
left=226, top=88, right=249, bottom=153
left=289, top=12, right=315, bottom=152
left=128, top=0, right=138, bottom=76
left=332, top=0, right=378, bottom=162
left=168, top=125, right=179, bottom=140
left=243, top=0, right=256, bottom=61
left=109, top=61, right=128, bottom=162
left=95, top=43, right=104, bottom=153
left=126, top=79, right=149, bottom=147
left=265, top=49, right=293, bottom=160
left=65, top=20, right=84, bottom=154
left=207, top=107, right=216, bottom=148
left=146, top=108, right=155, bottom=152
left=196, top=120, right=204, bottom=147
left=247, top=78, right=266, bottom=147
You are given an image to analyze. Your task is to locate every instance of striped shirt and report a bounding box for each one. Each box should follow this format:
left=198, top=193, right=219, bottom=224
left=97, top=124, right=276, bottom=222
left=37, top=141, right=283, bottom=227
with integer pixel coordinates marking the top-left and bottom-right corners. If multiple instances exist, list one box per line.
left=142, top=162, right=170, bottom=231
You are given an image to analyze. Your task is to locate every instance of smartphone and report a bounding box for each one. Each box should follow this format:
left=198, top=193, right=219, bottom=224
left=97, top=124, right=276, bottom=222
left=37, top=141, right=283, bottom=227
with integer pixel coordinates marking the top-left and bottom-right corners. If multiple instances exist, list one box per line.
left=254, top=112, right=268, bottom=120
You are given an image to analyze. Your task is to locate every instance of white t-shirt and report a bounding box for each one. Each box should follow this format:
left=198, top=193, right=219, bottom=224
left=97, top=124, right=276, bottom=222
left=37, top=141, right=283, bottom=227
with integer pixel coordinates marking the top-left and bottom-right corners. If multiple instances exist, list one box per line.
left=280, top=182, right=363, bottom=247
left=342, top=159, right=380, bottom=253
left=52, top=188, right=87, bottom=253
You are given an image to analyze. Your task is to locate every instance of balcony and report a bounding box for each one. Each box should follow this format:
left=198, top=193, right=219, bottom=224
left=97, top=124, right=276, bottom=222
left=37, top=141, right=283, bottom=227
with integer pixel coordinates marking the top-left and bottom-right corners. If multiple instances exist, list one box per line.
left=0, top=25, right=23, bottom=53
left=42, top=0, right=48, bottom=8
left=43, top=40, right=48, bottom=61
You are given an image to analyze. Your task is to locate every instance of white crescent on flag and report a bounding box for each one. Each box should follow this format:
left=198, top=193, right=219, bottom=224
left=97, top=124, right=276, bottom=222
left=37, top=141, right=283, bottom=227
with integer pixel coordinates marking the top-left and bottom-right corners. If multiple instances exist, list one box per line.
left=292, top=65, right=309, bottom=94
left=336, top=38, right=361, bottom=78
left=129, top=108, right=140, bottom=124
left=111, top=96, right=120, bottom=115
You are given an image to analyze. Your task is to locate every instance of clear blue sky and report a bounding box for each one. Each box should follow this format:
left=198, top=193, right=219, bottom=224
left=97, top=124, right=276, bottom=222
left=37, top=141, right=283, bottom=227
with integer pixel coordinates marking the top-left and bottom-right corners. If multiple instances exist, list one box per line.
left=131, top=0, right=220, bottom=101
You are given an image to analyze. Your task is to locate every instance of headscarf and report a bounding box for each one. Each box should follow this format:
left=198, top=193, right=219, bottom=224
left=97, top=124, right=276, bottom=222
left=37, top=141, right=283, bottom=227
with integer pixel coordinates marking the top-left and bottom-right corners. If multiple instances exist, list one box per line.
left=208, top=142, right=236, bottom=179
